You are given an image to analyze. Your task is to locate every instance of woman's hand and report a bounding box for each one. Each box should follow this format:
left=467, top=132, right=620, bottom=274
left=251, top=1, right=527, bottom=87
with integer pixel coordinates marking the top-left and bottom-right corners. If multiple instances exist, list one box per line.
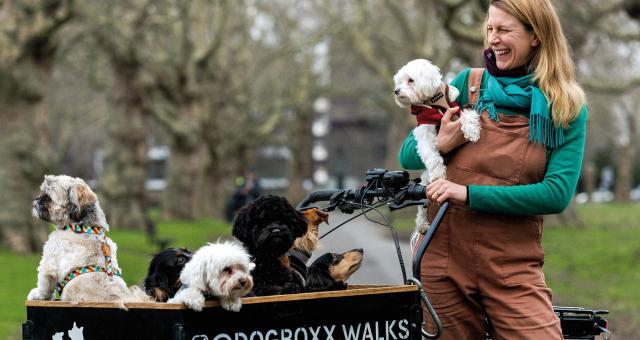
left=427, top=178, right=467, bottom=204
left=437, top=107, right=467, bottom=154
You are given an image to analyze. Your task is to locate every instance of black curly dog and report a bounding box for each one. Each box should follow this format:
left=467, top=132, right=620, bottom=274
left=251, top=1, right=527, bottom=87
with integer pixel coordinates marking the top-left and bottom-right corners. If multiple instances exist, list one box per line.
left=144, top=248, right=193, bottom=302
left=232, top=195, right=308, bottom=296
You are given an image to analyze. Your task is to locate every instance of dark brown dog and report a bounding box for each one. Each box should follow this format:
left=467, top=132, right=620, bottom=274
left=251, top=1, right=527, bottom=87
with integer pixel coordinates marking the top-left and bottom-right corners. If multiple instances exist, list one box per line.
left=306, top=248, right=364, bottom=292
left=144, top=248, right=193, bottom=302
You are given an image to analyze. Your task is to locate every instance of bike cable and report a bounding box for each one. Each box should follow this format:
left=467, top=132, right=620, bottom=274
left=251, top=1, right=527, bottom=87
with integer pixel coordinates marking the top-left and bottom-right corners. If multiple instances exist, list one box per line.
left=317, top=179, right=409, bottom=282
left=318, top=199, right=389, bottom=240
left=359, top=200, right=408, bottom=284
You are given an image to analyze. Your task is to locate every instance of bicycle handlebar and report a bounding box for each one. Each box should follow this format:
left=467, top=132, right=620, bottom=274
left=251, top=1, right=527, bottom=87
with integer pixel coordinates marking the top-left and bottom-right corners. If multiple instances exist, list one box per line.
left=296, top=189, right=341, bottom=209
left=296, top=168, right=443, bottom=339
left=297, top=169, right=427, bottom=212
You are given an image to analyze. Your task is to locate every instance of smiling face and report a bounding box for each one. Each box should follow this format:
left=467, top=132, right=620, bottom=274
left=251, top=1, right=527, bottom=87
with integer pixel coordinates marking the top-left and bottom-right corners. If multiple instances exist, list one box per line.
left=486, top=5, right=539, bottom=70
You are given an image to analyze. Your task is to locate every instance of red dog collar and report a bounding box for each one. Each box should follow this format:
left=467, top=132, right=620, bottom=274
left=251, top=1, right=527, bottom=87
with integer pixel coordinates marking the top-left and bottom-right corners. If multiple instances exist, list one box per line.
left=410, top=83, right=460, bottom=125
left=411, top=105, right=444, bottom=125
left=410, top=103, right=461, bottom=125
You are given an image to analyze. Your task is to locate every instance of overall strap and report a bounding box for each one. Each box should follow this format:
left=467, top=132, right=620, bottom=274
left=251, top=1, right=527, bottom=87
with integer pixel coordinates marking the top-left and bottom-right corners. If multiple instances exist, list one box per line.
left=467, top=68, right=484, bottom=106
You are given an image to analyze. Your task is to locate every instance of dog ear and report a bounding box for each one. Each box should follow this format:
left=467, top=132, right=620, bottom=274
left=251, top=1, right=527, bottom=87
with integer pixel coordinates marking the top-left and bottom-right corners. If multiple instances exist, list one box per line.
left=68, top=200, right=86, bottom=222
left=306, top=256, right=335, bottom=290
left=179, top=254, right=209, bottom=292
left=67, top=180, right=97, bottom=222
left=414, top=59, right=442, bottom=98
left=231, top=206, right=252, bottom=244
left=291, top=210, right=309, bottom=238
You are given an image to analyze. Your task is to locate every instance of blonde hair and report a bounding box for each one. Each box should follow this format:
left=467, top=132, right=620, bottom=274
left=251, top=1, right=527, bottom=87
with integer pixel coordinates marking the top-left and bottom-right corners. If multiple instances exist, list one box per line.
left=485, top=0, right=585, bottom=128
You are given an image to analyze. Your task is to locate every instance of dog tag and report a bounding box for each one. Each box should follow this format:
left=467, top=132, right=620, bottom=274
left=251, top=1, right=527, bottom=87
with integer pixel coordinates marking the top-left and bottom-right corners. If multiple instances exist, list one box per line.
left=470, top=86, right=477, bottom=93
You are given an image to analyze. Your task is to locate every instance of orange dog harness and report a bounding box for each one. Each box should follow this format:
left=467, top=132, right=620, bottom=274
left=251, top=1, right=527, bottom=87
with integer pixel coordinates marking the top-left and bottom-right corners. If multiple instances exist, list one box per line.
left=55, top=225, right=122, bottom=296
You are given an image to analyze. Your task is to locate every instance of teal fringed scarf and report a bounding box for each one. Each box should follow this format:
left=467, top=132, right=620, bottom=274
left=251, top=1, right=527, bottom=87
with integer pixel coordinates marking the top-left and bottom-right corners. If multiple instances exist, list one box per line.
left=475, top=73, right=565, bottom=149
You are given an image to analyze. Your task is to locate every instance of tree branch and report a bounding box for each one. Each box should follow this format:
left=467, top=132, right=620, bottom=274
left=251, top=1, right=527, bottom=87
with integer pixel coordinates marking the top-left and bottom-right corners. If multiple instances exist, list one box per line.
left=583, top=77, right=640, bottom=95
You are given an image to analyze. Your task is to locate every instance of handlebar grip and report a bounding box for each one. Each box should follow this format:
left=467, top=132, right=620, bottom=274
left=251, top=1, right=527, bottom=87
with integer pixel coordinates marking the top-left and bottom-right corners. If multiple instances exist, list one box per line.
left=406, top=183, right=427, bottom=200
left=297, top=189, right=341, bottom=209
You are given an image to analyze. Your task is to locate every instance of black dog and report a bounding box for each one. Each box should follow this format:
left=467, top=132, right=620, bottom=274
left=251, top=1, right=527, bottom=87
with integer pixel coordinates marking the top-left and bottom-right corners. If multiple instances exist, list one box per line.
left=144, top=248, right=193, bottom=302
left=306, top=249, right=364, bottom=292
left=232, top=195, right=308, bottom=296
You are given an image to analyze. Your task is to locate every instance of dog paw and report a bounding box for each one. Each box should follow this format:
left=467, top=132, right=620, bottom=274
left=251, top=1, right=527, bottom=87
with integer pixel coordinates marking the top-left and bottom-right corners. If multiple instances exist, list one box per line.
left=221, top=298, right=242, bottom=312
left=460, top=109, right=481, bottom=142
left=183, top=295, right=205, bottom=312
left=27, top=288, right=47, bottom=300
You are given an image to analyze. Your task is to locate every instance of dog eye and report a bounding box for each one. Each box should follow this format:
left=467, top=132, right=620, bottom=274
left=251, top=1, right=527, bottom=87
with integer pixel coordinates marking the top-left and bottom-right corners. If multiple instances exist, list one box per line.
left=408, top=78, right=414, bottom=83
left=36, top=194, right=51, bottom=203
left=223, top=266, right=233, bottom=274
left=177, top=257, right=186, bottom=264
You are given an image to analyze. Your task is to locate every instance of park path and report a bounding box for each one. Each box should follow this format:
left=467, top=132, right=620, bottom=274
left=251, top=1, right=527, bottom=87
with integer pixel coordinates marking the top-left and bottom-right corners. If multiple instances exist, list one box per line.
left=308, top=211, right=414, bottom=285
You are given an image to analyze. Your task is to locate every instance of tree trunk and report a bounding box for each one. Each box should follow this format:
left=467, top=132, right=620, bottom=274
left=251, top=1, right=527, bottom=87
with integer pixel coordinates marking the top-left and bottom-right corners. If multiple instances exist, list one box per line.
left=614, top=142, right=633, bottom=202
left=163, top=141, right=209, bottom=220
left=198, top=123, right=222, bottom=218
left=286, top=108, right=314, bottom=204
left=583, top=161, right=596, bottom=202
left=99, top=70, right=149, bottom=230
left=161, top=101, right=210, bottom=220
left=0, top=61, right=55, bottom=252
left=614, top=111, right=637, bottom=202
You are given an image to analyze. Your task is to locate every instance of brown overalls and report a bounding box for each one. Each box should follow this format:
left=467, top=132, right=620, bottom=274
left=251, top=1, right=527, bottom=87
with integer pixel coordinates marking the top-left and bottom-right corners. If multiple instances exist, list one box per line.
left=418, top=69, right=563, bottom=339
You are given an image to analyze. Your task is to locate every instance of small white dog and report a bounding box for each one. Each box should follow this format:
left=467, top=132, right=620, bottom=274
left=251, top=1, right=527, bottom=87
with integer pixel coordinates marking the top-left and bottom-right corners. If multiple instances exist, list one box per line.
left=394, top=59, right=481, bottom=245
left=168, top=241, right=254, bottom=312
left=28, top=175, right=150, bottom=307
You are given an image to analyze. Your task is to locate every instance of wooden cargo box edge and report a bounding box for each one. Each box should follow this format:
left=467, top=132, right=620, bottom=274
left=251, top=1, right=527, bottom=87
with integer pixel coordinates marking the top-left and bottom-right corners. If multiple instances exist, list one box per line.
left=25, top=284, right=418, bottom=310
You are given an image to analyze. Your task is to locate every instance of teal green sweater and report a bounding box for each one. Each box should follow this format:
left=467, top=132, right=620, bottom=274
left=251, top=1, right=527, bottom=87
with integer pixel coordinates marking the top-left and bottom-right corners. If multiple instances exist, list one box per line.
left=398, top=68, right=588, bottom=215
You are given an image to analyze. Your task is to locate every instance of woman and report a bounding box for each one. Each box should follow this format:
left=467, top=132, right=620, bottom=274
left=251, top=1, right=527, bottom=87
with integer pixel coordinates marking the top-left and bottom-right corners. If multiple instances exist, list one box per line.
left=398, top=0, right=587, bottom=338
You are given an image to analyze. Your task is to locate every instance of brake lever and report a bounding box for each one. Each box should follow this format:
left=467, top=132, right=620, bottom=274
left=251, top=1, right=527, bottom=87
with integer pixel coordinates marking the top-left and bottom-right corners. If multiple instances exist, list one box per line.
left=388, top=199, right=427, bottom=211
left=327, top=189, right=353, bottom=213
left=386, top=187, right=427, bottom=210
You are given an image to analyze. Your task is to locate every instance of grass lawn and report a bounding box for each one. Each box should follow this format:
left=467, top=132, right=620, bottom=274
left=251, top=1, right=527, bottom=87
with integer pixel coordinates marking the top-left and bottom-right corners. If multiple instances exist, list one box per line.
left=0, top=217, right=231, bottom=340
left=392, top=203, right=640, bottom=339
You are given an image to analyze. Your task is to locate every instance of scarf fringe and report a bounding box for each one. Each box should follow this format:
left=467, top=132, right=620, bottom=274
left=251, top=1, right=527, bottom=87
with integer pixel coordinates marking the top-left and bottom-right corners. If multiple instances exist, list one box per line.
left=530, top=113, right=564, bottom=149
left=476, top=94, right=499, bottom=122
left=475, top=87, right=565, bottom=149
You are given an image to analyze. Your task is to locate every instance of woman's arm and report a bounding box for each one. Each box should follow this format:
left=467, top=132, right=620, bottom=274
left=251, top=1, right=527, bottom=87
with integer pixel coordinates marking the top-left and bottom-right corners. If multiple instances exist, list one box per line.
left=398, top=132, right=426, bottom=170
left=468, top=106, right=588, bottom=215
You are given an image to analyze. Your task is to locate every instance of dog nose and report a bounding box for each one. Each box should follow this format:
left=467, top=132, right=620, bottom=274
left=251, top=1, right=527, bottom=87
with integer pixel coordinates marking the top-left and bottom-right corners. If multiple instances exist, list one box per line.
left=356, top=248, right=364, bottom=254
left=394, top=89, right=400, bottom=95
left=271, top=228, right=281, bottom=234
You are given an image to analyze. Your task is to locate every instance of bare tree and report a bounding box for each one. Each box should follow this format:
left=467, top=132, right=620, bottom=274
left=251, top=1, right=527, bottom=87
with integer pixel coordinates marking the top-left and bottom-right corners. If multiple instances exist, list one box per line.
left=248, top=1, right=328, bottom=203
left=142, top=0, right=258, bottom=219
left=80, top=0, right=157, bottom=229
left=572, top=3, right=640, bottom=202
left=0, top=0, right=74, bottom=251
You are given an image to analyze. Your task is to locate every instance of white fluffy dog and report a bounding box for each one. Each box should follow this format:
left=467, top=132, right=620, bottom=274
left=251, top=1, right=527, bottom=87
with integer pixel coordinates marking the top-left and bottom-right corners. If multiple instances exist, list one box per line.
left=394, top=59, right=481, bottom=244
left=168, top=241, right=254, bottom=312
left=28, top=175, right=150, bottom=306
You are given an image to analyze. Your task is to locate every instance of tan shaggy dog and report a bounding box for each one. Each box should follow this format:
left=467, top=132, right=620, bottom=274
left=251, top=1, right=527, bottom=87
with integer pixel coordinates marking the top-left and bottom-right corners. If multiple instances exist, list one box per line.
left=28, top=175, right=150, bottom=307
